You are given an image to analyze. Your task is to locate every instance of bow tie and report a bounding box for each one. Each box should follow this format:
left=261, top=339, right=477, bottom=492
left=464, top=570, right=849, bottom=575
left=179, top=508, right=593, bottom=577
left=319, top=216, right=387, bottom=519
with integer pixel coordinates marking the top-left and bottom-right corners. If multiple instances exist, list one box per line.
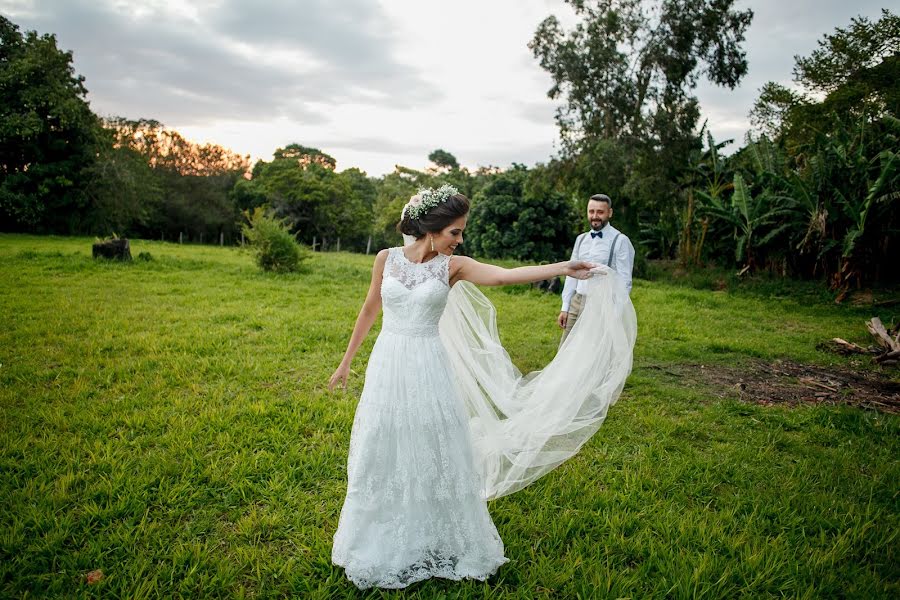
left=590, top=230, right=603, bottom=239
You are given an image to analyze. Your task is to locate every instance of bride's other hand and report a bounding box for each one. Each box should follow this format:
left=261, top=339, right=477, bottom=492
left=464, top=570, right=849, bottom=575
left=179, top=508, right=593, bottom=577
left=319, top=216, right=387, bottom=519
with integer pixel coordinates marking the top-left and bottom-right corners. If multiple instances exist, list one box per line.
left=564, top=260, right=595, bottom=280
left=329, top=363, right=350, bottom=391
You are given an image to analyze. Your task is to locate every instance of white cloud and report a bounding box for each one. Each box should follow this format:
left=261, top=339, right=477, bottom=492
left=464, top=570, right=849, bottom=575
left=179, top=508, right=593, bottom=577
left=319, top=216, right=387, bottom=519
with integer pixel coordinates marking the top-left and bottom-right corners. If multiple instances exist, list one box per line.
left=1, top=0, right=890, bottom=173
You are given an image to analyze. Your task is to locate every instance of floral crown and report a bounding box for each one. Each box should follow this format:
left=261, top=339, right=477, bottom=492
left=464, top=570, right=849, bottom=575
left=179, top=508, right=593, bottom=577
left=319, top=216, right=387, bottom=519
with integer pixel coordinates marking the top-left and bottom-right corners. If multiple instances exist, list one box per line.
left=404, top=184, right=458, bottom=220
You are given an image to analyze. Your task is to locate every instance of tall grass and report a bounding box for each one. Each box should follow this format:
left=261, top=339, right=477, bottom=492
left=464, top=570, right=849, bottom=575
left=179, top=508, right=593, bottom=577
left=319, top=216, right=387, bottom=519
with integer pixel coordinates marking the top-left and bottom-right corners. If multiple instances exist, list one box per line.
left=1, top=234, right=897, bottom=598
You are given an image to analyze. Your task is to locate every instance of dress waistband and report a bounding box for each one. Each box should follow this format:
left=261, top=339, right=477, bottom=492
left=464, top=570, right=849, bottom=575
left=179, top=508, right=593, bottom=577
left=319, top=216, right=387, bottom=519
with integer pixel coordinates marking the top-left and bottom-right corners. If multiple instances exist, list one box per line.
left=381, top=319, right=440, bottom=338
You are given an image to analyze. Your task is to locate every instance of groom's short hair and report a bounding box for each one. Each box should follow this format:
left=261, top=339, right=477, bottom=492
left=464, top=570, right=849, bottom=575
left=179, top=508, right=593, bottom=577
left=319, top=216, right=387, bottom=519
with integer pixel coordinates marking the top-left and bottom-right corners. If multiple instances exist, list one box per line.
left=589, top=193, right=612, bottom=208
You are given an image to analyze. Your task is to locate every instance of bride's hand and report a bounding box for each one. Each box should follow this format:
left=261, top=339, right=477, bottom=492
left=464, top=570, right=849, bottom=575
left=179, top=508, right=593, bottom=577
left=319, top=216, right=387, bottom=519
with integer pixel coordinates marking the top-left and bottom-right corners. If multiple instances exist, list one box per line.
left=329, top=364, right=350, bottom=391
left=564, top=260, right=596, bottom=280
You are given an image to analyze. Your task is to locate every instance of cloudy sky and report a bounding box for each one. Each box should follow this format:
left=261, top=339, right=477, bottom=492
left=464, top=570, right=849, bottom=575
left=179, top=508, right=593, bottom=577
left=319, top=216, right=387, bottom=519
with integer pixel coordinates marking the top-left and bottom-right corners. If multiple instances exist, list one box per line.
left=1, top=0, right=890, bottom=175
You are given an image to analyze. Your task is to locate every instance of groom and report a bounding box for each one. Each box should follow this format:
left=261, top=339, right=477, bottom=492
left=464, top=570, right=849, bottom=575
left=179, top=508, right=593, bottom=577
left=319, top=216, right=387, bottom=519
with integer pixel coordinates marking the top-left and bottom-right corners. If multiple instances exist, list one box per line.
left=558, top=193, right=635, bottom=346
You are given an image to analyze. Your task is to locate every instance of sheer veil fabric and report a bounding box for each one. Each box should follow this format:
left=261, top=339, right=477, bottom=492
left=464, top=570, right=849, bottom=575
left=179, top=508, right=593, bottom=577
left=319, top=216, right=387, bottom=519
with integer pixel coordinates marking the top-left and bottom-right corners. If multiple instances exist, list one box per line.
left=440, top=267, right=636, bottom=499
left=407, top=237, right=637, bottom=500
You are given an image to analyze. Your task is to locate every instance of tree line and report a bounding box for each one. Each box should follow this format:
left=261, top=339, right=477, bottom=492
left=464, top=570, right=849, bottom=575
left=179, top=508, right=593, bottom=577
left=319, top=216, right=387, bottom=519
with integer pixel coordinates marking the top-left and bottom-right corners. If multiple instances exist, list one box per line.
left=2, top=5, right=897, bottom=290
left=529, top=2, right=898, bottom=291
left=0, top=14, right=577, bottom=261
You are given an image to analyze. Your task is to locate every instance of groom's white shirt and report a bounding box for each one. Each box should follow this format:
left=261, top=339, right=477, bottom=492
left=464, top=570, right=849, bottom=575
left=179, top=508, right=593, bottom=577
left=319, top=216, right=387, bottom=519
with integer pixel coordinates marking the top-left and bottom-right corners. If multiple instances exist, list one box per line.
left=561, top=222, right=635, bottom=311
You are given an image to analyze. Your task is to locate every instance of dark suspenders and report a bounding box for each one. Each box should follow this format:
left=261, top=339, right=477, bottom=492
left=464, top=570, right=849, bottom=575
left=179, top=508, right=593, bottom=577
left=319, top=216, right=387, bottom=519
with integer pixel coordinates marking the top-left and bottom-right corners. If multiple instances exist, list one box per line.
left=575, top=231, right=620, bottom=268
left=607, top=233, right=620, bottom=269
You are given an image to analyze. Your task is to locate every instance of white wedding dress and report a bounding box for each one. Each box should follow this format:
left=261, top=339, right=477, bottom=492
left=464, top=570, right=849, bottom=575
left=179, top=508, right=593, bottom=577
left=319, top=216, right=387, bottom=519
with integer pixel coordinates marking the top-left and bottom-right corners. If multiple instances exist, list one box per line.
left=332, top=247, right=636, bottom=589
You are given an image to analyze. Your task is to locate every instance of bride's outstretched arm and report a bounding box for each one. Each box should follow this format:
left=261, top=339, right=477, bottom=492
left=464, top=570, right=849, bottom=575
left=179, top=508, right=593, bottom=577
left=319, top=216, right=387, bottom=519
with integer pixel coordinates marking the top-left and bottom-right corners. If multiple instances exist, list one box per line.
left=451, top=255, right=596, bottom=287
left=328, top=249, right=387, bottom=391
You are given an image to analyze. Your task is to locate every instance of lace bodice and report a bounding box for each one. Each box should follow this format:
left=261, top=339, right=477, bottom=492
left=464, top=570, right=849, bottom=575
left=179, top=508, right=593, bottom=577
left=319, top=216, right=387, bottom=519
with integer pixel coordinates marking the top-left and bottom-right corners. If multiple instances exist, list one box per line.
left=381, top=247, right=451, bottom=337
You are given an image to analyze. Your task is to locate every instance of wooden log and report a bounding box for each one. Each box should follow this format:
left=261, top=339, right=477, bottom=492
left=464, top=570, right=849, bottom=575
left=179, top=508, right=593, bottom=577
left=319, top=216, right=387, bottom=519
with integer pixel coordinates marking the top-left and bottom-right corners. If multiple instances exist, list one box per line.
left=867, top=317, right=900, bottom=351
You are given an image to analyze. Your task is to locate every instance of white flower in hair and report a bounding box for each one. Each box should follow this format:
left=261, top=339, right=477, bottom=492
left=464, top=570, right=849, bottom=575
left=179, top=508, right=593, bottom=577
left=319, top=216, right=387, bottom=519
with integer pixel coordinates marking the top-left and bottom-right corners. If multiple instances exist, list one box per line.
left=405, top=184, right=458, bottom=220
left=401, top=193, right=422, bottom=220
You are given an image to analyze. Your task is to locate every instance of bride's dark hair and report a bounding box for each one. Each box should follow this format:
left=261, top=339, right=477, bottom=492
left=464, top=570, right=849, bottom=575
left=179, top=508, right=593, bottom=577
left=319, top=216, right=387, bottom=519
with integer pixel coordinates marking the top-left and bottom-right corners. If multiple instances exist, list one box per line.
left=397, top=193, right=470, bottom=238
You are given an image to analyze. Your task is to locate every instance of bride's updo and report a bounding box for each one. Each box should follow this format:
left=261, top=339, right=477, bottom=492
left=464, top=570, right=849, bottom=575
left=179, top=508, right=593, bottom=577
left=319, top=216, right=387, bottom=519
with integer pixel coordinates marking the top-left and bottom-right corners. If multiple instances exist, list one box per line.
left=397, top=191, right=470, bottom=239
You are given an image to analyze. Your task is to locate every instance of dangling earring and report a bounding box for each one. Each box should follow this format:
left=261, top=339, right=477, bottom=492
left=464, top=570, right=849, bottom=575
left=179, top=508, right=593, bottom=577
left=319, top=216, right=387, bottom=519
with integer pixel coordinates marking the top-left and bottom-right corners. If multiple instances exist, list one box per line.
left=430, top=236, right=435, bottom=252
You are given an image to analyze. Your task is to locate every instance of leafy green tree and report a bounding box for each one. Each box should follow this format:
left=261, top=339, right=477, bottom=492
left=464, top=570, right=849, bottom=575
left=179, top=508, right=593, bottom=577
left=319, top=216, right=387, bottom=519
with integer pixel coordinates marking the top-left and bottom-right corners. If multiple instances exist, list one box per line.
left=230, top=178, right=267, bottom=213
left=106, top=118, right=250, bottom=242
left=273, top=143, right=337, bottom=170
left=250, top=146, right=368, bottom=247
left=529, top=0, right=754, bottom=236
left=748, top=83, right=807, bottom=141
left=466, top=165, right=576, bottom=262
left=752, top=10, right=899, bottom=151
left=428, top=149, right=459, bottom=172
left=0, top=16, right=100, bottom=232
left=84, top=128, right=162, bottom=235
left=340, top=168, right=377, bottom=208
left=794, top=9, right=899, bottom=117
left=370, top=167, right=429, bottom=249
left=106, top=118, right=250, bottom=177
left=529, top=0, right=752, bottom=146
left=338, top=167, right=377, bottom=249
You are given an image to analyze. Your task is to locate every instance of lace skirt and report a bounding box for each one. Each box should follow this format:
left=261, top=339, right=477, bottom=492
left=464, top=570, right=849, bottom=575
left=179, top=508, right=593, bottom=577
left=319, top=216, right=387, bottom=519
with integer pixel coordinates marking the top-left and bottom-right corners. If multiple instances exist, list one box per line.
left=332, top=329, right=508, bottom=589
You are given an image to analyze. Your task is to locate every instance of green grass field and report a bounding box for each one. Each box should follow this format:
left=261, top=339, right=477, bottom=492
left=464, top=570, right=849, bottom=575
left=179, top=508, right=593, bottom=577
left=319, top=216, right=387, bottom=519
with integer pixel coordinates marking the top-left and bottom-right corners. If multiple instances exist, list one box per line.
left=1, top=234, right=898, bottom=599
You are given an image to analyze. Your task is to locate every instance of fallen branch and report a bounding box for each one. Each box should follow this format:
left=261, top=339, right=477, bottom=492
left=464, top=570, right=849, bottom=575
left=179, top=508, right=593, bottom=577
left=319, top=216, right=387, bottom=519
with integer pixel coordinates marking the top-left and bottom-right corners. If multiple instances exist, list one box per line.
left=822, top=338, right=873, bottom=355
left=799, top=377, right=839, bottom=392
left=874, top=350, right=900, bottom=365
left=873, top=298, right=900, bottom=308
left=866, top=317, right=900, bottom=352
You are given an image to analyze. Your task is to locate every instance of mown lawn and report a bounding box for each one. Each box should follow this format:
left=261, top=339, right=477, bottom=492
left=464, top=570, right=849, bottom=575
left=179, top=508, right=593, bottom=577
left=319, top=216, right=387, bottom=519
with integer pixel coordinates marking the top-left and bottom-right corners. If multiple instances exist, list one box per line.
left=1, top=234, right=897, bottom=599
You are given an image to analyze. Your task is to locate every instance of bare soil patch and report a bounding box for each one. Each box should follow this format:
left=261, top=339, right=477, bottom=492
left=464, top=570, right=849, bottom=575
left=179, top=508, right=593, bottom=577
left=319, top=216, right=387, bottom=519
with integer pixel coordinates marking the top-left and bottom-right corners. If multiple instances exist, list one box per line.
left=650, top=360, right=900, bottom=414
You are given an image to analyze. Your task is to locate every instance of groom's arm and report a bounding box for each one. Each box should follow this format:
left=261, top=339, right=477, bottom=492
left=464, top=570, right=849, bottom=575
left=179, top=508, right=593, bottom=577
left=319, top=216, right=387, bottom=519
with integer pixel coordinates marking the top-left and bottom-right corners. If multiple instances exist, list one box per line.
left=615, top=236, right=635, bottom=293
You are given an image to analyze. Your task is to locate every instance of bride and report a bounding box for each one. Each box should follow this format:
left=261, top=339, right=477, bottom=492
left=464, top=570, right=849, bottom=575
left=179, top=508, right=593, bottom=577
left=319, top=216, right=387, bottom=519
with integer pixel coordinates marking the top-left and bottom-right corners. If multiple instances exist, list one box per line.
left=328, top=185, right=636, bottom=589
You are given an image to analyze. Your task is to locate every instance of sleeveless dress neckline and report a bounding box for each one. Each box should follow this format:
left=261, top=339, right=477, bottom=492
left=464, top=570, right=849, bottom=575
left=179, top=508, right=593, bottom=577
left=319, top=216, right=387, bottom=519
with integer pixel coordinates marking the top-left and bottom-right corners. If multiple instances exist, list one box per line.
left=398, top=248, right=447, bottom=265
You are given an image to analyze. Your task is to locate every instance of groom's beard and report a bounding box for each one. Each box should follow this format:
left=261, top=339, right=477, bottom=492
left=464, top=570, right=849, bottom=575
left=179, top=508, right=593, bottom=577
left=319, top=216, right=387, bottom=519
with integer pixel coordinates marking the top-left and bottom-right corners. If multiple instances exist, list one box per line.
left=590, top=218, right=607, bottom=230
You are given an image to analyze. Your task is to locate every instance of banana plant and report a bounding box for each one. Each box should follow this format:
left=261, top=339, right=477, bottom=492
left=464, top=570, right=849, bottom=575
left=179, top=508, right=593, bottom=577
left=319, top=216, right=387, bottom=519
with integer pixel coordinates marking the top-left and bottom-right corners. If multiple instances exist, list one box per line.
left=698, top=172, right=795, bottom=270
left=839, top=147, right=898, bottom=262
left=678, top=130, right=732, bottom=265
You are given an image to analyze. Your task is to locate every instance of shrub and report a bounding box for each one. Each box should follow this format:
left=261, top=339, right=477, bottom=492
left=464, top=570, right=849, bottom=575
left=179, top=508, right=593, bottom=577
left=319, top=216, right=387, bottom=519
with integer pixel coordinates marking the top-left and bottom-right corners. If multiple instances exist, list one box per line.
left=241, top=207, right=308, bottom=273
